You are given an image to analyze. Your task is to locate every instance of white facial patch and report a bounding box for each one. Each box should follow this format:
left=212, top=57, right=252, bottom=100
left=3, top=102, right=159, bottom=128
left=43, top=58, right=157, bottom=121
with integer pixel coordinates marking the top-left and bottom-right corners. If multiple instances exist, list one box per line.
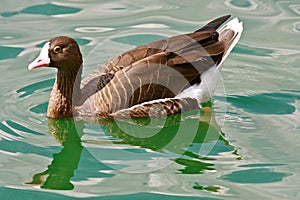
left=39, top=42, right=50, bottom=61
left=28, top=42, right=51, bottom=70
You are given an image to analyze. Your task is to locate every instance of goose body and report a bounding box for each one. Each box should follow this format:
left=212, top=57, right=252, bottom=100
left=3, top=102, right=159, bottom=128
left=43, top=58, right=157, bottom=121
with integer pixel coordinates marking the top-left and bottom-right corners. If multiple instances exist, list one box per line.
left=28, top=15, right=243, bottom=119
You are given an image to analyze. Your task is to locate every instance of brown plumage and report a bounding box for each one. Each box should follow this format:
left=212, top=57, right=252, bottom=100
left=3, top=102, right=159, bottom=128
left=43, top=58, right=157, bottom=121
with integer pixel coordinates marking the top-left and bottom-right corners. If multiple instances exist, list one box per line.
left=28, top=15, right=243, bottom=119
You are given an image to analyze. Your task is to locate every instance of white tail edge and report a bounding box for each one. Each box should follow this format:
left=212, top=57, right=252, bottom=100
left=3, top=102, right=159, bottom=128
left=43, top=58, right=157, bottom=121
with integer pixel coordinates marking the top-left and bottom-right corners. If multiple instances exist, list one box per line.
left=217, top=17, right=243, bottom=69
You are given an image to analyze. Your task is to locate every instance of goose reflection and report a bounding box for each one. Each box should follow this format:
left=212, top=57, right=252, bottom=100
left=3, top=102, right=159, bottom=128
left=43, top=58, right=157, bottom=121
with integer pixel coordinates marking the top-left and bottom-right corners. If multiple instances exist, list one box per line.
left=26, top=107, right=234, bottom=191
left=25, top=118, right=84, bottom=190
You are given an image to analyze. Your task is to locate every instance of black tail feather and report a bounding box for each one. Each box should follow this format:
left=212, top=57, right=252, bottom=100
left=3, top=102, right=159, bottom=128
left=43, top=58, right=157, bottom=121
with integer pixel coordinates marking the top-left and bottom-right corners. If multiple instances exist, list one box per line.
left=195, top=15, right=231, bottom=32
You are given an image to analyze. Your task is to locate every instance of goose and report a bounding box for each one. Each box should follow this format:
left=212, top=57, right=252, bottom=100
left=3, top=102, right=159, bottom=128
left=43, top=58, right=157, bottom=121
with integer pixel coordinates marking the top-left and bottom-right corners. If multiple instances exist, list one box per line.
left=28, top=15, right=243, bottom=119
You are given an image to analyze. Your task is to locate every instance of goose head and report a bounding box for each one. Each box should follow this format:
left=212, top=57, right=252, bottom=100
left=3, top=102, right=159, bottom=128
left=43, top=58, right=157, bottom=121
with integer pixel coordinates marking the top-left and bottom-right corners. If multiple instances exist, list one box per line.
left=28, top=36, right=83, bottom=118
left=28, top=36, right=83, bottom=72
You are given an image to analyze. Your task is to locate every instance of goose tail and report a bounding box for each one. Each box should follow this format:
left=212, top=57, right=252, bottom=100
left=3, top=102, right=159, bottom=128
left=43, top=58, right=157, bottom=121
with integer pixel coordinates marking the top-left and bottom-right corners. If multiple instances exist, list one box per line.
left=176, top=17, right=243, bottom=104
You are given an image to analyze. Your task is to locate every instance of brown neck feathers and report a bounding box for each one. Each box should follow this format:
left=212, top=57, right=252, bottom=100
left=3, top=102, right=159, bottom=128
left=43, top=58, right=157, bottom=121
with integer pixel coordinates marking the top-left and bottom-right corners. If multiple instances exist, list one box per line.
left=47, top=68, right=82, bottom=118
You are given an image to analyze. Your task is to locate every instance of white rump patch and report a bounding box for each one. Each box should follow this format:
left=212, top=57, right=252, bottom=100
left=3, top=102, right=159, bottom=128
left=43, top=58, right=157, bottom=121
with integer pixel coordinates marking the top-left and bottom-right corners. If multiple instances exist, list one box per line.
left=176, top=66, right=220, bottom=103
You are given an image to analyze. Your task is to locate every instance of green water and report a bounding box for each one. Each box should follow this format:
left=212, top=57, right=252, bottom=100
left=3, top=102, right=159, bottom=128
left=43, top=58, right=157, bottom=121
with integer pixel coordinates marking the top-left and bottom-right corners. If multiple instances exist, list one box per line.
left=1, top=0, right=300, bottom=199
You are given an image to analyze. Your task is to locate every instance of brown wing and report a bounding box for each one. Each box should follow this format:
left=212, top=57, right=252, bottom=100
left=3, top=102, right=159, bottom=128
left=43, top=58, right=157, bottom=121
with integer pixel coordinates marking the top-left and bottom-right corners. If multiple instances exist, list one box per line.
left=92, top=36, right=229, bottom=115
left=79, top=15, right=232, bottom=115
left=81, top=15, right=231, bottom=85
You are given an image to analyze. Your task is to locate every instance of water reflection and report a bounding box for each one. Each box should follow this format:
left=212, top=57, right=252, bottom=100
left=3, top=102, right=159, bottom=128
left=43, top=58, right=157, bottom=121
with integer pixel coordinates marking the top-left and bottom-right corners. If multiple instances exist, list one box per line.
left=26, top=118, right=83, bottom=190
left=26, top=109, right=234, bottom=191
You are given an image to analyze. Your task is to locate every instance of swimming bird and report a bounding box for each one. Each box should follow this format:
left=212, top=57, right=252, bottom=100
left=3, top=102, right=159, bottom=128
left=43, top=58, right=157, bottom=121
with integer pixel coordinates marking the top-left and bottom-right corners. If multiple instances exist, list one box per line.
left=28, top=15, right=243, bottom=119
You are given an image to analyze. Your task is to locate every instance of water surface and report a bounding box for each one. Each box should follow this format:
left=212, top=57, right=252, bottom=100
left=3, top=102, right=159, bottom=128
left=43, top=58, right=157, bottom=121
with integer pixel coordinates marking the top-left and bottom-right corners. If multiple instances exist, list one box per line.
left=1, top=0, right=300, bottom=199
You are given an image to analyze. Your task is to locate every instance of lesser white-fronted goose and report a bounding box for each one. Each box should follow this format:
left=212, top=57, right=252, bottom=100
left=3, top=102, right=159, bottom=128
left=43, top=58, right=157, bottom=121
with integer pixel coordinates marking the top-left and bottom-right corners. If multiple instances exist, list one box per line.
left=28, top=15, right=243, bottom=119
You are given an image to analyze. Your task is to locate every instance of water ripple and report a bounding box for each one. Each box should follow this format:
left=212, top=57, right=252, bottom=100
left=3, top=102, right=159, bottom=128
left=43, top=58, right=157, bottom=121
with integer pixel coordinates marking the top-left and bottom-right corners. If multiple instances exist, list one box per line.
left=16, top=79, right=54, bottom=98
left=224, top=0, right=257, bottom=10
left=1, top=0, right=300, bottom=199
left=0, top=46, right=24, bottom=60
left=130, top=23, right=170, bottom=29
left=0, top=3, right=81, bottom=17
left=222, top=91, right=300, bottom=115
left=75, top=27, right=115, bottom=33
left=221, top=168, right=291, bottom=183
left=289, top=4, right=300, bottom=15
left=293, top=21, right=300, bottom=32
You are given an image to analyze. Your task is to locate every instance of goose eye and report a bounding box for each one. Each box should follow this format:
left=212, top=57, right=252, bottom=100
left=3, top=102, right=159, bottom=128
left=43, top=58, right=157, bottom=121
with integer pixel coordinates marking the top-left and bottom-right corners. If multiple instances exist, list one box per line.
left=53, top=46, right=62, bottom=53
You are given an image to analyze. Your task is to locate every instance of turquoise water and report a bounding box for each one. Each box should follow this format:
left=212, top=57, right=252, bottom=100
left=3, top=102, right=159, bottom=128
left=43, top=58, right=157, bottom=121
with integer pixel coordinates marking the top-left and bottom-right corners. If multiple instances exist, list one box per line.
left=1, top=0, right=300, bottom=199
